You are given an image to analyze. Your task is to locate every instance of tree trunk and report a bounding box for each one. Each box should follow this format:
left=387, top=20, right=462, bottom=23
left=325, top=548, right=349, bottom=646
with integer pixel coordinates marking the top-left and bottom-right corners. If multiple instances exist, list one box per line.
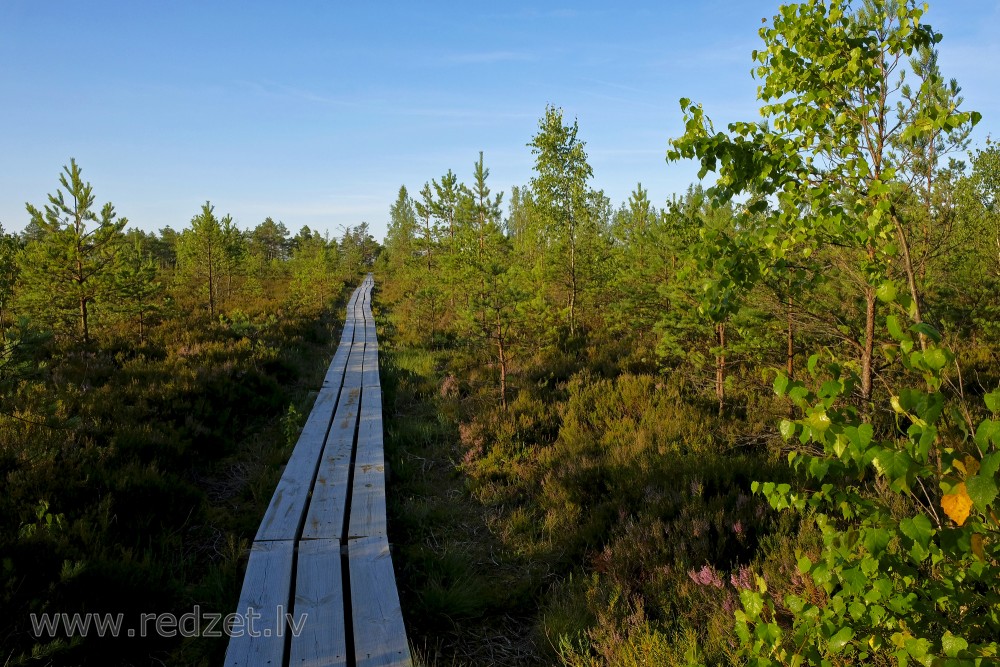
left=861, top=283, right=876, bottom=402
left=76, top=255, right=89, bottom=343
left=716, top=322, right=726, bottom=416
left=892, top=208, right=928, bottom=351
left=569, top=223, right=577, bottom=337
left=786, top=290, right=795, bottom=380
left=920, top=130, right=936, bottom=282
left=80, top=294, right=89, bottom=344
left=566, top=204, right=578, bottom=338
left=496, top=309, right=508, bottom=411
left=207, top=243, right=216, bottom=319
left=425, top=220, right=433, bottom=272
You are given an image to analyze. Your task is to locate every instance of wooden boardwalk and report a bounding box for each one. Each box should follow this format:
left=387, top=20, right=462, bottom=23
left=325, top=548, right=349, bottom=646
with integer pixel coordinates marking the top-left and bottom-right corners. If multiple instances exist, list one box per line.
left=225, top=275, right=411, bottom=667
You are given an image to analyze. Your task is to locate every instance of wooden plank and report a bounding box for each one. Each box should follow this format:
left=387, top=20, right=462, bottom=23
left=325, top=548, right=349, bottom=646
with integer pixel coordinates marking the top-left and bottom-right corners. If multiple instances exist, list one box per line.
left=343, top=283, right=365, bottom=329
left=354, top=389, right=383, bottom=468
left=344, top=340, right=365, bottom=388
left=301, top=385, right=361, bottom=540
left=330, top=386, right=363, bottom=460
left=347, top=467, right=387, bottom=540
left=361, top=350, right=380, bottom=388
left=353, top=282, right=385, bottom=538
left=348, top=536, right=412, bottom=667
left=288, top=539, right=348, bottom=667
left=323, top=326, right=354, bottom=389
left=360, top=284, right=379, bottom=389
left=343, top=290, right=363, bottom=327
left=322, top=344, right=351, bottom=391
left=256, top=386, right=339, bottom=541
left=223, top=540, right=295, bottom=667
left=340, top=314, right=357, bottom=340
left=349, top=388, right=385, bottom=538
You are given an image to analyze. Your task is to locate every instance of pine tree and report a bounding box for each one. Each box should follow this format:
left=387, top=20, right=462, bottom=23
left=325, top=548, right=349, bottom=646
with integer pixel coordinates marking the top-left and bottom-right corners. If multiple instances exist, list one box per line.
left=219, top=214, right=246, bottom=308
left=0, top=226, right=20, bottom=332
left=452, top=153, right=521, bottom=408
left=414, top=183, right=438, bottom=272
left=113, top=231, right=162, bottom=343
left=178, top=202, right=226, bottom=319
left=385, top=186, right=418, bottom=274
left=411, top=184, right=446, bottom=342
left=528, top=105, right=598, bottom=337
left=20, top=159, right=127, bottom=343
left=609, top=184, right=666, bottom=339
left=250, top=217, right=291, bottom=263
left=288, top=232, right=337, bottom=315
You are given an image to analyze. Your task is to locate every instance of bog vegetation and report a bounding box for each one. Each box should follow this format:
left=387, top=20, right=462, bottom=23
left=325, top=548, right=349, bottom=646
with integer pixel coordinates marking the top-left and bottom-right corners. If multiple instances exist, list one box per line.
left=3, top=1, right=999, bottom=666
left=0, top=159, right=376, bottom=664
left=376, top=1, right=1000, bottom=665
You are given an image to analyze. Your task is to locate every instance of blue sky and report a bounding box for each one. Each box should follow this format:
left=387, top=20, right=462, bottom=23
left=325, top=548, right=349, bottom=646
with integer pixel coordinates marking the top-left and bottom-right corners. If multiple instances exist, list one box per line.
left=1, top=1, right=998, bottom=242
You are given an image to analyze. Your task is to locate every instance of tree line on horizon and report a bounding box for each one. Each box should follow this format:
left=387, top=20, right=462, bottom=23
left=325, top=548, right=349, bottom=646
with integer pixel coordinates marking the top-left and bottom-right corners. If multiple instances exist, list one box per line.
left=2, top=163, right=379, bottom=348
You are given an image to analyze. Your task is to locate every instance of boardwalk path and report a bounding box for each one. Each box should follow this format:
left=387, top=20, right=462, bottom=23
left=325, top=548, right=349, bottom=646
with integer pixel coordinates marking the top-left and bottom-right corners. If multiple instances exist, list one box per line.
left=225, top=274, right=411, bottom=667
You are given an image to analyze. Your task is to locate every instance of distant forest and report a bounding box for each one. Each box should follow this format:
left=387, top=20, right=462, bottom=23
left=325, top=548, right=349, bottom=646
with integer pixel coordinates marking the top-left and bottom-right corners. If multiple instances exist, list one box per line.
left=3, top=0, right=1000, bottom=666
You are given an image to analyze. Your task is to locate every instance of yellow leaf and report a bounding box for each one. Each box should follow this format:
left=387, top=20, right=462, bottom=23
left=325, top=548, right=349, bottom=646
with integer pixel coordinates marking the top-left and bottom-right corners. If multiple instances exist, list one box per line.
left=942, top=484, right=973, bottom=526
left=971, top=534, right=986, bottom=561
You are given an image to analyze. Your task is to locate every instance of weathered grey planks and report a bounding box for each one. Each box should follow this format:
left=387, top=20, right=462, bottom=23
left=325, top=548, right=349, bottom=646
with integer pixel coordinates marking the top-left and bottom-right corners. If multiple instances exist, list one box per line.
left=300, top=384, right=359, bottom=540
left=226, top=275, right=411, bottom=667
left=349, top=536, right=411, bottom=667
left=224, top=540, right=296, bottom=666
left=288, top=539, right=348, bottom=667
left=349, top=388, right=387, bottom=540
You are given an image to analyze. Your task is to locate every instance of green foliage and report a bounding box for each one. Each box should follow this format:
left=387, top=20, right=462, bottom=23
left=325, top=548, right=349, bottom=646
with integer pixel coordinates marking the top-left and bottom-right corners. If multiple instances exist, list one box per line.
left=287, top=232, right=341, bottom=316
left=0, top=317, right=49, bottom=398
left=527, top=105, right=605, bottom=337
left=112, top=231, right=162, bottom=343
left=950, top=145, right=1000, bottom=337
left=667, top=0, right=980, bottom=402
left=20, top=159, right=128, bottom=343
left=177, top=201, right=227, bottom=318
left=249, top=216, right=290, bottom=263
left=743, top=317, right=1000, bottom=665
left=658, top=1, right=1000, bottom=663
left=384, top=185, right=418, bottom=268
left=0, top=225, right=20, bottom=329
